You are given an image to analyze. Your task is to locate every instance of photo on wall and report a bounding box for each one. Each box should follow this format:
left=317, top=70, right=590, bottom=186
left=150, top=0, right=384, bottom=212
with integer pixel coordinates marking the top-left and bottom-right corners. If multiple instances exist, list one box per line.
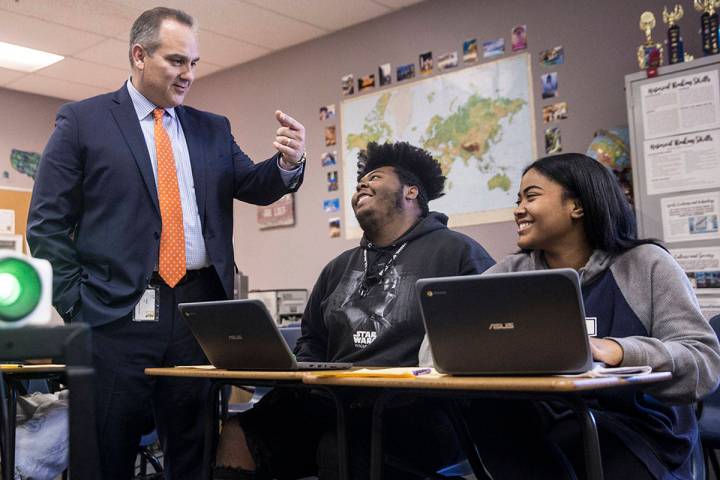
left=542, top=101, right=568, bottom=123
left=318, top=104, right=335, bottom=120
left=397, top=63, right=416, bottom=81
left=540, top=46, right=565, bottom=66
left=419, top=51, right=433, bottom=75
left=323, top=198, right=340, bottom=213
left=327, top=170, right=339, bottom=192
left=483, top=38, right=505, bottom=58
left=463, top=38, right=478, bottom=63
left=321, top=151, right=337, bottom=167
left=358, top=74, right=376, bottom=92
left=438, top=51, right=458, bottom=71
left=325, top=126, right=337, bottom=146
left=341, top=74, right=354, bottom=95
left=511, top=24, right=527, bottom=51
left=329, top=217, right=341, bottom=238
left=544, top=127, right=562, bottom=154
left=379, top=63, right=392, bottom=86
left=541, top=72, right=558, bottom=99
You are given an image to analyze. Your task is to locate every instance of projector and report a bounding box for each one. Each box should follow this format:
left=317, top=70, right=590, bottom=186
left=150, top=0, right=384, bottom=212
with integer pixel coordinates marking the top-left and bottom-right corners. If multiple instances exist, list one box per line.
left=0, top=252, right=52, bottom=328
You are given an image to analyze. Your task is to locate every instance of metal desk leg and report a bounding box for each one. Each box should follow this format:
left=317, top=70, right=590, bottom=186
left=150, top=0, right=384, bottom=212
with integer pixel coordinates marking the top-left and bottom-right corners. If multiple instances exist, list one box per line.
left=565, top=397, right=603, bottom=480
left=447, top=400, right=493, bottom=480
left=370, top=391, right=394, bottom=480
left=317, top=387, right=349, bottom=480
left=6, top=381, right=17, bottom=480
left=203, top=381, right=224, bottom=480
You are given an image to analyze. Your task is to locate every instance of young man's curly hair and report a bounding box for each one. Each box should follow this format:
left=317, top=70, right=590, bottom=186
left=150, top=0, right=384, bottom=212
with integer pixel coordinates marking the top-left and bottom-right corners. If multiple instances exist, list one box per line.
left=357, top=142, right=446, bottom=216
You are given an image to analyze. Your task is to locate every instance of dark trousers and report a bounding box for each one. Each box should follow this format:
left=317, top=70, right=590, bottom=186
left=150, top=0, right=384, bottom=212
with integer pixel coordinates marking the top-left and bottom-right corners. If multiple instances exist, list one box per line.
left=91, top=268, right=225, bottom=480
left=466, top=399, right=655, bottom=480
left=237, top=388, right=462, bottom=480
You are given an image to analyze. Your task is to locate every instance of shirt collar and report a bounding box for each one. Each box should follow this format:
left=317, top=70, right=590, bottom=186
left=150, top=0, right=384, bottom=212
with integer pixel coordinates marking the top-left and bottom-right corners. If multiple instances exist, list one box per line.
left=126, top=77, right=177, bottom=121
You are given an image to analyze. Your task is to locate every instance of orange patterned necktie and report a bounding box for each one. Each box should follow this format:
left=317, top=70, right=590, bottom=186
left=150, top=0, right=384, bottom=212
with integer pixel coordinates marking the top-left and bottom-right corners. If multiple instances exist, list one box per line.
left=153, top=108, right=186, bottom=287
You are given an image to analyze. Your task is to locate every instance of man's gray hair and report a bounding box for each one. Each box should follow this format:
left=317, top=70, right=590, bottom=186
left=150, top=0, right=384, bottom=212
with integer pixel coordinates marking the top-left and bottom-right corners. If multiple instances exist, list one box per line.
left=128, top=7, right=195, bottom=67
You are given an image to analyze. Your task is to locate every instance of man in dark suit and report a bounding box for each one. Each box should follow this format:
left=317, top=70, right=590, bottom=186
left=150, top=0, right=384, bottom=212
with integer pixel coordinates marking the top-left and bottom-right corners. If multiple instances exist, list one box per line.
left=26, top=7, right=306, bottom=480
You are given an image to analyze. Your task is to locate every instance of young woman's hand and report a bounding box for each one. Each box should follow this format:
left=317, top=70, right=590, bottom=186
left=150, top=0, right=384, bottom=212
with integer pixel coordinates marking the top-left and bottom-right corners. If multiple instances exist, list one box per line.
left=589, top=337, right=624, bottom=366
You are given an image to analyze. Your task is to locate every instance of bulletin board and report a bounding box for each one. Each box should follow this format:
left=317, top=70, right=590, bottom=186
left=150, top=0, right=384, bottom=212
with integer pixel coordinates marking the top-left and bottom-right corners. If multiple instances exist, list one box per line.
left=625, top=56, right=720, bottom=319
left=0, top=187, right=32, bottom=254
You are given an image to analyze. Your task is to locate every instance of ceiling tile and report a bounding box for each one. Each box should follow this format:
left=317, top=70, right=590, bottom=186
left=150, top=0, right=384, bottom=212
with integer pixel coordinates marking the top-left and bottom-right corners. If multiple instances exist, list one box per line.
left=6, top=75, right=107, bottom=101
left=0, top=67, right=26, bottom=86
left=109, top=0, right=327, bottom=50
left=0, top=10, right=105, bottom=56
left=74, top=39, right=131, bottom=71
left=372, top=0, right=424, bottom=9
left=36, top=58, right=127, bottom=90
left=0, top=0, right=139, bottom=37
left=197, top=30, right=270, bottom=67
left=243, top=0, right=390, bottom=31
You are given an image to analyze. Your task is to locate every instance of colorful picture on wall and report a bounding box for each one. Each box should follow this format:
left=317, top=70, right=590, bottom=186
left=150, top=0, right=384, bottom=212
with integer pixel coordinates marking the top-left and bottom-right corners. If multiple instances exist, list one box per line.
left=437, top=51, right=458, bottom=71
left=542, top=101, right=568, bottom=123
left=511, top=24, right=527, bottom=51
left=541, top=72, right=558, bottom=99
left=419, top=51, right=433, bottom=75
left=323, top=198, right=340, bottom=213
left=544, top=127, right=562, bottom=154
left=257, top=193, right=294, bottom=229
left=341, top=74, right=354, bottom=95
left=463, top=38, right=478, bottom=63
left=319, top=104, right=335, bottom=120
left=358, top=74, right=376, bottom=92
left=483, top=38, right=505, bottom=58
left=321, top=151, right=337, bottom=167
left=540, top=46, right=565, bottom=66
left=9, top=149, right=40, bottom=179
left=327, top=170, right=338, bottom=191
left=325, top=126, right=337, bottom=146
left=397, top=63, right=415, bottom=81
left=378, top=63, right=392, bottom=86
left=329, top=217, right=341, bottom=238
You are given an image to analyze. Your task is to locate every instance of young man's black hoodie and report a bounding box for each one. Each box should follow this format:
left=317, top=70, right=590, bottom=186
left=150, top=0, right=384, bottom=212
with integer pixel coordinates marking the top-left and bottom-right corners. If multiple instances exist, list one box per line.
left=295, top=212, right=494, bottom=366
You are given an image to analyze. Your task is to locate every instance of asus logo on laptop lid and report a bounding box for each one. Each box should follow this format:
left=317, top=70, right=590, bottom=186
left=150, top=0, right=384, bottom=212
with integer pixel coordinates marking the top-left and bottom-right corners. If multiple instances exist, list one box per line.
left=228, top=334, right=244, bottom=341
left=488, top=322, right=515, bottom=330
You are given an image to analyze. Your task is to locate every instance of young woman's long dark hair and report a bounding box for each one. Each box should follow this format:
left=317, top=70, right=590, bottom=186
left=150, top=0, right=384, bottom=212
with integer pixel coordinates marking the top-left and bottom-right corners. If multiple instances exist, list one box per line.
left=524, top=153, right=662, bottom=254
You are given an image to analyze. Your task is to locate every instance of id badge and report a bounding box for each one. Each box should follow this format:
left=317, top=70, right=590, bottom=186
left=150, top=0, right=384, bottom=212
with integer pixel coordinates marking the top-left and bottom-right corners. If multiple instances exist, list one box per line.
left=133, top=286, right=160, bottom=322
left=585, top=317, right=597, bottom=336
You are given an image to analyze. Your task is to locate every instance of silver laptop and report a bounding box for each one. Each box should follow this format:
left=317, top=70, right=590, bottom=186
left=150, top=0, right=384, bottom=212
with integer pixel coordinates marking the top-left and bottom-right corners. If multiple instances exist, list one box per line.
left=416, top=269, right=593, bottom=375
left=178, top=299, right=351, bottom=371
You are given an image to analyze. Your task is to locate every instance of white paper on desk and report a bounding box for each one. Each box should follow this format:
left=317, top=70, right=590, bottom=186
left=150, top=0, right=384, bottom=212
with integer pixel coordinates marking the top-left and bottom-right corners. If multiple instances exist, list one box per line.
left=311, top=367, right=441, bottom=378
left=176, top=365, right=216, bottom=370
left=561, top=365, right=653, bottom=378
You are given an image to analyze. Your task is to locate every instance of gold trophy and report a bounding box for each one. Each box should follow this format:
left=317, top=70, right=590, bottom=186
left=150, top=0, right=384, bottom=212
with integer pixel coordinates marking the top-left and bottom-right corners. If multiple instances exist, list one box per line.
left=694, top=0, right=720, bottom=55
left=663, top=5, right=685, bottom=64
left=637, top=12, right=664, bottom=71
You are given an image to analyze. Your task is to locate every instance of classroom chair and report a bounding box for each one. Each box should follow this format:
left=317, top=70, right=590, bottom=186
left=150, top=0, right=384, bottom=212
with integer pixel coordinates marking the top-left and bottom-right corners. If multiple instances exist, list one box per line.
left=698, top=314, right=720, bottom=478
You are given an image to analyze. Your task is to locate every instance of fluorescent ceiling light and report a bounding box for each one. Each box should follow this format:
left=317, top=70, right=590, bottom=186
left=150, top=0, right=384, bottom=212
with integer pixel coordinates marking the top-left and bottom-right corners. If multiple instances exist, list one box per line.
left=0, top=41, right=64, bottom=72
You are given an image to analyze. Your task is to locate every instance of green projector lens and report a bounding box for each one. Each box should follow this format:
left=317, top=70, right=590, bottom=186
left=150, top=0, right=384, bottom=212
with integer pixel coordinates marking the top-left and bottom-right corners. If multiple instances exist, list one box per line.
left=0, top=257, right=42, bottom=323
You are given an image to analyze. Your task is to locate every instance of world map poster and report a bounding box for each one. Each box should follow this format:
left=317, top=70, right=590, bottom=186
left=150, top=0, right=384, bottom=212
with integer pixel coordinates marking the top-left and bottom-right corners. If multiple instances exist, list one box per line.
left=340, top=53, right=536, bottom=238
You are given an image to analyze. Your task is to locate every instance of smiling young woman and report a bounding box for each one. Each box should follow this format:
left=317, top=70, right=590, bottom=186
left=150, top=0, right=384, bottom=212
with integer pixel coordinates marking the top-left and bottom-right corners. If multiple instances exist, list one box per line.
left=460, top=153, right=720, bottom=480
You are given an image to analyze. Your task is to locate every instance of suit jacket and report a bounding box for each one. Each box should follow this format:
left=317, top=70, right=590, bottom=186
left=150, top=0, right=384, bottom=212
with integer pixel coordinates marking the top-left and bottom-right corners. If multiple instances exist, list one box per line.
left=27, top=85, right=302, bottom=327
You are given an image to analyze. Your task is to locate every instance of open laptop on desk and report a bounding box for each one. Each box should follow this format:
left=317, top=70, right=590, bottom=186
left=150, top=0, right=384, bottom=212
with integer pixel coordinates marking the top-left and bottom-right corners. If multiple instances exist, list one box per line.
left=178, top=299, right=351, bottom=371
left=417, top=269, right=593, bottom=375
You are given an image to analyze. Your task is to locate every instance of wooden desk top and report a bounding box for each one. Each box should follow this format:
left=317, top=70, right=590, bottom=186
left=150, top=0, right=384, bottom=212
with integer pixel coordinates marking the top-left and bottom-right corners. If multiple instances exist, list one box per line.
left=0, top=364, right=66, bottom=374
left=145, top=366, right=672, bottom=393
left=302, top=371, right=673, bottom=392
left=145, top=366, right=307, bottom=381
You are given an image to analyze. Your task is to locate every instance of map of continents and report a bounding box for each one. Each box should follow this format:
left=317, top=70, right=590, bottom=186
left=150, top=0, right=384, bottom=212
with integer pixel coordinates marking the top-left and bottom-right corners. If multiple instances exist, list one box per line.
left=341, top=53, right=535, bottom=238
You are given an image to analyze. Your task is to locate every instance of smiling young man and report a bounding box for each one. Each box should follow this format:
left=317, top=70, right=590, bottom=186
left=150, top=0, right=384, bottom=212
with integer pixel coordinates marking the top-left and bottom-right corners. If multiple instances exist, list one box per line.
left=213, top=141, right=494, bottom=479
left=27, top=7, right=306, bottom=480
